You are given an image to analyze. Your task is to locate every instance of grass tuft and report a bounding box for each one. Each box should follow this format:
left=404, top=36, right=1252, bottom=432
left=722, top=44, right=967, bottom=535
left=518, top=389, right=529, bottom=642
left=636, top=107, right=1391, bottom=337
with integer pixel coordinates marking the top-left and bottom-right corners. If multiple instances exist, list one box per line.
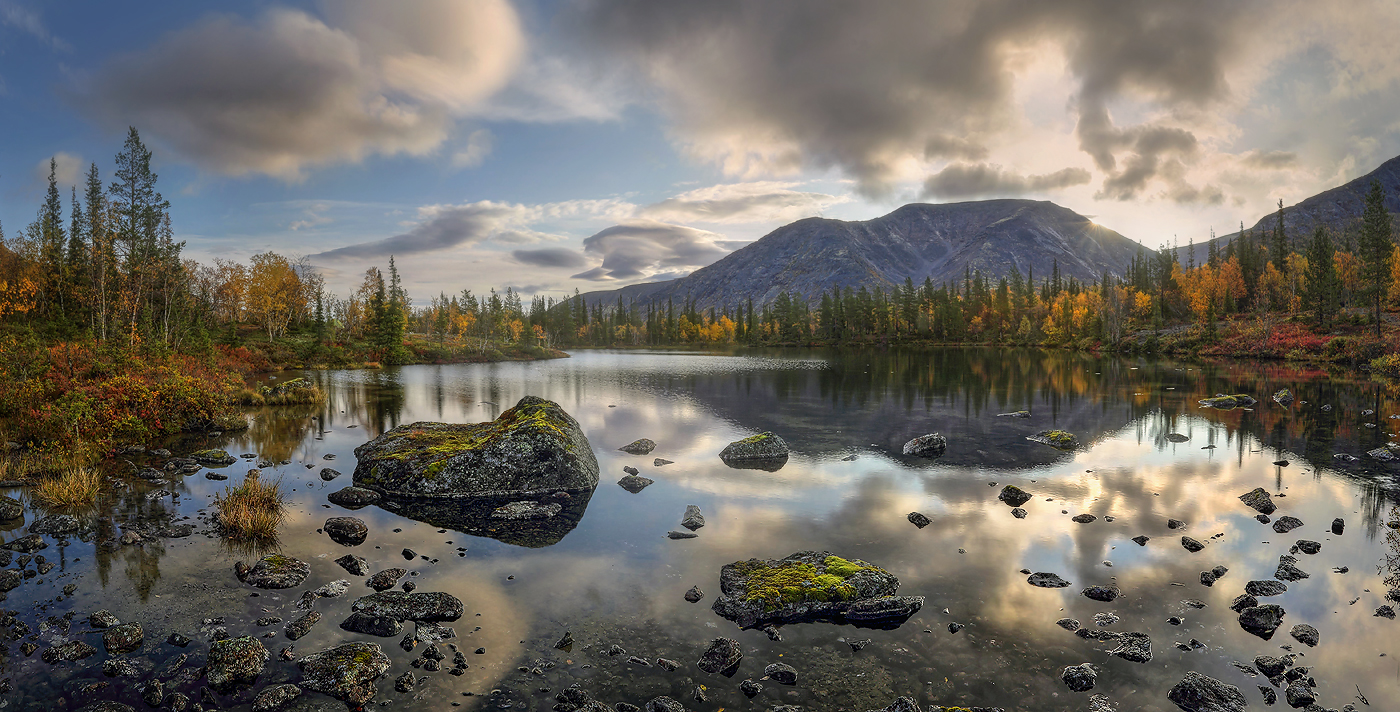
left=215, top=471, right=286, bottom=540
left=32, top=466, right=103, bottom=507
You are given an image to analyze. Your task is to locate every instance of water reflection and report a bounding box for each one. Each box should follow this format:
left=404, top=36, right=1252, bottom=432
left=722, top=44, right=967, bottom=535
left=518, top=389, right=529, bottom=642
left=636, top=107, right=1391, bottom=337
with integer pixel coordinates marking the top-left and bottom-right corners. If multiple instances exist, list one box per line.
left=1, top=348, right=1399, bottom=712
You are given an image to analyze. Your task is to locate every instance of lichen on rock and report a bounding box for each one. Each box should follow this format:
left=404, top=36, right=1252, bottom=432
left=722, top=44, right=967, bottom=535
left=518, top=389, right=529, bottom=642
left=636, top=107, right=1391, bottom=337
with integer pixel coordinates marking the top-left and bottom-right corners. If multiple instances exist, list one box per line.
left=1027, top=430, right=1079, bottom=449
left=711, top=551, right=922, bottom=629
left=719, top=432, right=790, bottom=462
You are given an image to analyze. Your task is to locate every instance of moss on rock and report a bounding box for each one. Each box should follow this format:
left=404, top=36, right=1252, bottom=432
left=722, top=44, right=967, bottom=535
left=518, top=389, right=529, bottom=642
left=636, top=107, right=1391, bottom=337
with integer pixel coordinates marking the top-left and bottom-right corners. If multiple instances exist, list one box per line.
left=1027, top=430, right=1079, bottom=449
left=712, top=551, right=921, bottom=629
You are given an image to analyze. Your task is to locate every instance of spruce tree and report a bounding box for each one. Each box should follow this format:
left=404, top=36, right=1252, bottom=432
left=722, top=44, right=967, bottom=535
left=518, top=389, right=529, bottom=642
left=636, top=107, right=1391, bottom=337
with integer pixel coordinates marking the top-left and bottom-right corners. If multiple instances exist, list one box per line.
left=1271, top=199, right=1288, bottom=270
left=1358, top=180, right=1394, bottom=337
left=1303, top=226, right=1338, bottom=330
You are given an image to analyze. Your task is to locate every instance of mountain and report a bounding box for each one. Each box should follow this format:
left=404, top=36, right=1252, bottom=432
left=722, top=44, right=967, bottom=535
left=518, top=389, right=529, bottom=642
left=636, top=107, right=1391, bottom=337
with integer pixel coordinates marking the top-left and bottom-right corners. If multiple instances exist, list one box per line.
left=1184, top=153, right=1400, bottom=264
left=572, top=199, right=1142, bottom=311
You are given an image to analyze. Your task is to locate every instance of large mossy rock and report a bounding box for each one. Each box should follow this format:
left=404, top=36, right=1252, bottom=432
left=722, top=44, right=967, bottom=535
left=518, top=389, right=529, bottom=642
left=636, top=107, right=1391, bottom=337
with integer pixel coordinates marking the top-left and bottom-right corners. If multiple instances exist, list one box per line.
left=711, top=551, right=922, bottom=629
left=297, top=642, right=391, bottom=706
left=1198, top=394, right=1256, bottom=409
left=719, top=432, right=790, bottom=463
left=352, top=396, right=598, bottom=499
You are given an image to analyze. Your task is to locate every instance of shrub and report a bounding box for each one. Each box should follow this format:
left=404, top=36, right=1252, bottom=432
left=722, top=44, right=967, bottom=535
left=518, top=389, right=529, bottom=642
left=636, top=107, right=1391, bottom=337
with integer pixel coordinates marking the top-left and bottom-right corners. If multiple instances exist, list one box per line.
left=215, top=471, right=286, bottom=540
left=32, top=466, right=102, bottom=507
left=1372, top=353, right=1400, bottom=378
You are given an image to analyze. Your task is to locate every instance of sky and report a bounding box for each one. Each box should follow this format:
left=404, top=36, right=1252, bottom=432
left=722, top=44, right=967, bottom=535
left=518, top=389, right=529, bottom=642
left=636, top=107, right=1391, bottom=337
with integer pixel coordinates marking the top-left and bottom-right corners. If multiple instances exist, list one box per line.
left=1, top=0, right=1399, bottom=304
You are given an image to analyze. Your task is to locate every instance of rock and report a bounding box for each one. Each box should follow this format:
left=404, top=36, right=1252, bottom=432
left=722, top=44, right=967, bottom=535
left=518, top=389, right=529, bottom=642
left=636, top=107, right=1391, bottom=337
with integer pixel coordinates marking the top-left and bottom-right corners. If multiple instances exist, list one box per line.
left=327, top=486, right=381, bottom=508
left=654, top=458, right=673, bottom=466
left=1376, top=605, right=1395, bottom=619
left=1109, top=632, right=1152, bottom=663
left=89, top=610, right=120, bottom=628
left=720, top=432, right=790, bottom=462
left=206, top=636, right=268, bottom=690
left=1166, top=671, right=1247, bottom=712
left=1272, top=389, right=1294, bottom=407
left=656, top=657, right=680, bottom=671
left=1255, top=514, right=1271, bottom=524
left=191, top=449, right=236, bottom=466
left=1200, top=571, right=1217, bottom=586
left=1011, top=508, right=1027, bottom=519
left=1211, top=565, right=1228, bottom=579
left=1284, top=682, right=1314, bottom=708
left=617, top=474, right=655, bottom=493
left=1289, top=623, right=1319, bottom=647
left=681, top=505, right=705, bottom=530
left=491, top=501, right=562, bottom=520
left=1181, top=536, right=1205, bottom=552
left=1246, top=580, right=1287, bottom=597
left=324, top=517, right=368, bottom=546
left=235, top=555, right=310, bottom=589
left=1275, top=555, right=1309, bottom=582
left=1294, top=540, right=1320, bottom=555
left=367, top=568, right=407, bottom=591
left=76, top=704, right=136, bottom=712
left=765, top=662, right=798, bottom=685
left=351, top=590, right=464, bottom=621
left=622, top=465, right=639, bottom=475
left=1198, top=394, right=1256, bottom=409
left=285, top=611, right=321, bottom=640
left=1272, top=460, right=1289, bottom=466
left=1072, top=514, right=1097, bottom=523
left=1132, top=535, right=1150, bottom=545
left=1082, top=585, right=1120, bottom=602
left=1254, top=655, right=1287, bottom=677
left=30, top=515, right=80, bottom=535
left=42, top=640, right=98, bottom=664
left=644, top=697, right=684, bottom=712
left=619, top=439, right=657, bottom=455
left=947, top=622, right=964, bottom=633
left=1061, top=663, right=1097, bottom=692
left=0, top=496, right=21, bottom=521
left=1168, top=519, right=1187, bottom=529
left=698, top=637, right=743, bottom=674
left=685, top=586, right=704, bottom=603
left=336, top=554, right=370, bottom=576
left=168, top=632, right=190, bottom=647
left=352, top=396, right=599, bottom=499
left=710, top=551, right=921, bottom=628
left=1332, top=518, right=1345, bottom=535
left=102, top=659, right=139, bottom=677
left=667, top=530, right=698, bottom=539
left=1027, top=430, right=1078, bottom=449
left=252, top=684, right=302, bottom=712
left=1028, top=572, right=1071, bottom=588
left=863, top=699, right=922, bottom=712
left=394, top=671, right=415, bottom=693
left=1056, top=618, right=1081, bottom=632
left=907, top=511, right=931, bottom=528
left=901, top=433, right=946, bottom=457
left=297, top=642, right=391, bottom=706
left=1238, top=604, right=1286, bottom=639
left=103, top=622, right=144, bottom=654
left=1238, top=488, right=1276, bottom=514
left=998, top=485, right=1032, bottom=507
left=1272, top=516, right=1303, bottom=534
left=339, top=612, right=402, bottom=637
left=997, top=410, right=1031, bottom=418
left=1368, top=447, right=1396, bottom=461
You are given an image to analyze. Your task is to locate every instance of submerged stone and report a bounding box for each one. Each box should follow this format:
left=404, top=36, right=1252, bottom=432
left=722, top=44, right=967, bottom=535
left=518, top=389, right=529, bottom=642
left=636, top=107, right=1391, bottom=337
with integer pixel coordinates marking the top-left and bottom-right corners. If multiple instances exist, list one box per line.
left=491, top=501, right=562, bottom=520
left=352, top=396, right=599, bottom=499
left=681, top=505, right=705, bottom=530
left=710, top=550, right=920, bottom=629
left=697, top=637, right=742, bottom=674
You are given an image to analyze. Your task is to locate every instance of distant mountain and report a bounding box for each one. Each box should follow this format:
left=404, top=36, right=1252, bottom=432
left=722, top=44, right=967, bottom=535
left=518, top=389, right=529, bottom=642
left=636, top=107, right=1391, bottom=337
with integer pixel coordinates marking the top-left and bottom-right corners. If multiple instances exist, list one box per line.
left=573, top=199, right=1141, bottom=311
left=1184, top=153, right=1400, bottom=264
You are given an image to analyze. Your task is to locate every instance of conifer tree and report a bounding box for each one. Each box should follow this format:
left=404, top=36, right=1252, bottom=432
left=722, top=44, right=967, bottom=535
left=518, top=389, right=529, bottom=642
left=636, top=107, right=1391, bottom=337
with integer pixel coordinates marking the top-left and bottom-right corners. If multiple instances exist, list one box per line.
left=1303, top=226, right=1338, bottom=330
left=1358, top=180, right=1394, bottom=337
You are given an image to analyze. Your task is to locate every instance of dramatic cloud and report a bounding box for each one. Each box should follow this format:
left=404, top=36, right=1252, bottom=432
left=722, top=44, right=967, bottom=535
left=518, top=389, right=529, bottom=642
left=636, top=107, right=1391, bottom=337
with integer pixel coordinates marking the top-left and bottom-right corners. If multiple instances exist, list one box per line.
left=311, top=202, right=533, bottom=261
left=78, top=0, right=523, bottom=179
left=572, top=220, right=730, bottom=281
left=922, top=163, right=1091, bottom=199
left=511, top=247, right=589, bottom=269
left=641, top=181, right=849, bottom=224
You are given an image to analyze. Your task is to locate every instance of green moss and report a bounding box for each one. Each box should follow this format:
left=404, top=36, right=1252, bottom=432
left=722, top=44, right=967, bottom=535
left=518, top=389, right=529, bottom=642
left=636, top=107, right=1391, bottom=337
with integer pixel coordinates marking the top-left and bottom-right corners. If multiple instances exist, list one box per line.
left=264, top=554, right=295, bottom=569
left=378, top=399, right=575, bottom=471
left=736, top=555, right=884, bottom=611
left=737, top=432, right=771, bottom=444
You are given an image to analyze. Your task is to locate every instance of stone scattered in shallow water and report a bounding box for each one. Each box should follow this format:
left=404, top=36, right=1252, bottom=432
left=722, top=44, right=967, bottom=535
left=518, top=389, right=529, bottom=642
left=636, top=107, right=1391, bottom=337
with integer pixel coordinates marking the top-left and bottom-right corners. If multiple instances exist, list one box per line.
left=1294, top=539, right=1320, bottom=555
left=339, top=612, right=402, bottom=637
left=1061, top=663, right=1097, bottom=692
left=319, top=468, right=341, bottom=481
left=30, top=515, right=80, bottom=535
left=206, top=636, right=268, bottom=690
left=324, top=517, right=368, bottom=546
left=1109, top=632, right=1152, bottom=663
left=619, top=439, right=657, bottom=455
left=764, top=662, right=798, bottom=685
left=684, top=586, right=704, bottom=603
left=335, top=554, right=370, bottom=576
left=327, top=486, right=381, bottom=508
left=251, top=683, right=301, bottom=712
left=1238, top=604, right=1286, bottom=639
left=617, top=474, right=655, bottom=493
left=235, top=556, right=310, bottom=589
left=1082, top=585, right=1120, bottom=602
left=191, top=449, right=236, bottom=466
left=103, top=622, right=144, bottom=654
left=1011, top=508, right=1027, bottom=519
left=1028, top=572, right=1071, bottom=588
left=1272, top=389, right=1294, bottom=407
left=997, top=410, right=1031, bottom=418
left=1072, top=513, right=1097, bottom=523
left=901, top=433, right=946, bottom=457
left=1376, top=605, right=1395, bottom=619
left=1165, top=433, right=1189, bottom=443
left=351, top=590, right=464, bottom=621
left=667, top=531, right=698, bottom=539
left=297, top=642, right=391, bottom=706
left=1181, top=536, right=1205, bottom=553
left=710, top=551, right=921, bottom=629
left=1166, top=671, right=1247, bottom=712
left=1272, top=516, right=1303, bottom=534
left=1027, top=430, right=1078, bottom=449
left=1056, top=618, right=1081, bottom=631
left=1131, top=535, right=1149, bottom=546
left=1289, top=623, right=1319, bottom=647
left=654, top=458, right=673, bottom=466
left=1238, top=487, right=1276, bottom=514
left=907, top=511, right=931, bottom=528
left=89, top=610, right=120, bottom=628
left=1245, top=580, right=1287, bottom=597
left=697, top=637, right=742, bottom=674
left=719, top=432, right=790, bottom=462
left=42, top=640, right=98, bottom=664
left=1367, top=447, right=1396, bottom=461
left=998, top=485, right=1032, bottom=507
left=1168, top=519, right=1186, bottom=529
left=681, top=505, right=705, bottom=530
left=1274, top=555, right=1309, bottom=582
left=1332, top=517, right=1345, bottom=535
left=367, top=568, right=407, bottom=591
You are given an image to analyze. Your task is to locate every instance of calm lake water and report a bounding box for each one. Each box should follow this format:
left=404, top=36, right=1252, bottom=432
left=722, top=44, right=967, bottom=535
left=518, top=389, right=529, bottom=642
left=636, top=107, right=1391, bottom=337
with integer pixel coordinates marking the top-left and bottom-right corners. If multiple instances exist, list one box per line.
left=6, top=347, right=1400, bottom=712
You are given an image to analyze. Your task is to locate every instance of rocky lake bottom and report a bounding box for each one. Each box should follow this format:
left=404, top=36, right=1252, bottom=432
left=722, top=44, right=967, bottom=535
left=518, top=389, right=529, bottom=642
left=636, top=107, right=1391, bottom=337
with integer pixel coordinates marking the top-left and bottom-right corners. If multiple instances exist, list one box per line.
left=1, top=347, right=1399, bottom=712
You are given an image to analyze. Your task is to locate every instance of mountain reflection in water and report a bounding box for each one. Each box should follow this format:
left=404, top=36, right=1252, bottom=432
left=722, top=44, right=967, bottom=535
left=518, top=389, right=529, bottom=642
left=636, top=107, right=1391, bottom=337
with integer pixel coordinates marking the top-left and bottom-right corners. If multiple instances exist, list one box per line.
left=2, top=347, right=1398, bottom=712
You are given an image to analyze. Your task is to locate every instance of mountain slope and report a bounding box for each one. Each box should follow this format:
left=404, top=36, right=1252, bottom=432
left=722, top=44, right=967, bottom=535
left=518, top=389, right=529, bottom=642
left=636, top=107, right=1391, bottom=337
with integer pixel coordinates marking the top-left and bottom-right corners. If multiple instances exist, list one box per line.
left=1184, top=153, right=1400, bottom=264
left=574, top=199, right=1142, bottom=311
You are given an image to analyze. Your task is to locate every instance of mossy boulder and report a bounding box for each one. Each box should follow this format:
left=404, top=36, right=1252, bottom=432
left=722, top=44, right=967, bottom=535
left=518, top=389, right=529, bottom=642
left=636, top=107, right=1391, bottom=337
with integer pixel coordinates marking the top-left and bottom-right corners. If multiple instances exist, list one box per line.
left=102, top=622, right=144, bottom=654
left=235, top=555, right=310, bottom=589
left=351, top=590, right=464, bottom=621
left=190, top=449, right=236, bottom=466
left=1198, top=393, right=1256, bottom=409
left=711, top=551, right=922, bottom=629
left=297, top=642, right=391, bottom=706
left=1027, top=430, right=1078, bottom=449
left=207, top=636, right=268, bottom=690
left=719, top=432, right=790, bottom=462
left=352, top=396, right=598, bottom=499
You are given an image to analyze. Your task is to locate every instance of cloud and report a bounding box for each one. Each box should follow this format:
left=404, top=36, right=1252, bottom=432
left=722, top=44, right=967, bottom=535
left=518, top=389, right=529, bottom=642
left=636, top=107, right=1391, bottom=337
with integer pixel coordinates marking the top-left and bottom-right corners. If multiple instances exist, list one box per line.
left=1, top=1, right=68, bottom=50
left=572, top=220, right=730, bottom=281
left=32, top=152, right=83, bottom=188
left=921, top=163, right=1091, bottom=199
left=78, top=0, right=523, bottom=179
left=311, top=201, right=530, bottom=261
left=1239, top=149, right=1298, bottom=170
left=640, top=181, right=849, bottom=223
left=511, top=247, right=589, bottom=269
left=452, top=129, right=493, bottom=168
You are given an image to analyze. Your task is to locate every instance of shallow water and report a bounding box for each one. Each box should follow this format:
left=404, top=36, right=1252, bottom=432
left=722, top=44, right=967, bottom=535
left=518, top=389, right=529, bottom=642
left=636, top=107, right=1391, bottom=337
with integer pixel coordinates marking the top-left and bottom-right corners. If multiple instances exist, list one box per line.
left=6, top=347, right=1400, bottom=712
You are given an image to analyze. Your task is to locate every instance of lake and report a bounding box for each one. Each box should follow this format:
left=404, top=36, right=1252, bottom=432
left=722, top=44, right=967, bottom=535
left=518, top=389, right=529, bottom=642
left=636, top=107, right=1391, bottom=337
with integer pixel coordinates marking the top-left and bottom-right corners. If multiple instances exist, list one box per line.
left=5, top=347, right=1400, bottom=712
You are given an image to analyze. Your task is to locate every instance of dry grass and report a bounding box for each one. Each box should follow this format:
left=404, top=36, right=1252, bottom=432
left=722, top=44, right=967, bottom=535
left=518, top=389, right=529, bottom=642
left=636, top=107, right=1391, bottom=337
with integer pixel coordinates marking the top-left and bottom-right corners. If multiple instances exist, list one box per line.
left=215, top=471, right=286, bottom=540
left=0, top=453, right=48, bottom=482
left=31, top=466, right=103, bottom=508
